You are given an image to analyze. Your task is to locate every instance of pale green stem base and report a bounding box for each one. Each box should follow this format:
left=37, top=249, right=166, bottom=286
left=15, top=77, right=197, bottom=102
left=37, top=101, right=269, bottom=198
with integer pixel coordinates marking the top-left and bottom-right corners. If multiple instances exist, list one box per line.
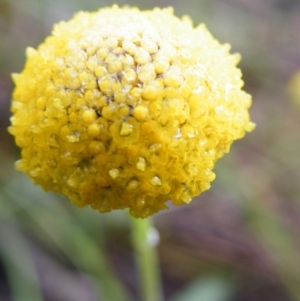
left=130, top=216, right=164, bottom=301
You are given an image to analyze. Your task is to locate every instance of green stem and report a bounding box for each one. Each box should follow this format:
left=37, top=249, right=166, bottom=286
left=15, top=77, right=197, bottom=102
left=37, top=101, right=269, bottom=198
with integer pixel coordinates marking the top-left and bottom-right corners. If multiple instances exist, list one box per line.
left=130, top=216, right=164, bottom=301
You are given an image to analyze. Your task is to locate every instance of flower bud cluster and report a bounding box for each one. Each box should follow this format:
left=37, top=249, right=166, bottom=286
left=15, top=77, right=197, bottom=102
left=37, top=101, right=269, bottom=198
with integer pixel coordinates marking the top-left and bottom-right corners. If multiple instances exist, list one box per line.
left=9, top=5, right=254, bottom=218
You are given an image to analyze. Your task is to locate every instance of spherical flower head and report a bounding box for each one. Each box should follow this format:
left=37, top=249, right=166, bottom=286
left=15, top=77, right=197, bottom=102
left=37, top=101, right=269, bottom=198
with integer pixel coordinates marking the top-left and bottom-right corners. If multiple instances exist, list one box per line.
left=9, top=5, right=255, bottom=218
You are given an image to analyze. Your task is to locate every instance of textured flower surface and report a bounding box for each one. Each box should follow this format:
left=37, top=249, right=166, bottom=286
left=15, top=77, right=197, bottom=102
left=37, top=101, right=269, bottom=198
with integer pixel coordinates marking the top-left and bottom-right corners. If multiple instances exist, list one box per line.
left=9, top=5, right=254, bottom=218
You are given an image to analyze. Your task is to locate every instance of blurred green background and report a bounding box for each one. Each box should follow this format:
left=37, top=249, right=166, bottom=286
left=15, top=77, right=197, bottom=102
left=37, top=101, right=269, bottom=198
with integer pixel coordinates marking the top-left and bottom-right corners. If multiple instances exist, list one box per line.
left=1, top=0, right=300, bottom=300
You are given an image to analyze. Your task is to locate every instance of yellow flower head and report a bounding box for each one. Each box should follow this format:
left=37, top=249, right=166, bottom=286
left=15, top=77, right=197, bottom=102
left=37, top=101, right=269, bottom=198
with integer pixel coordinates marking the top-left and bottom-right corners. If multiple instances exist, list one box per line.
left=288, top=69, right=300, bottom=105
left=9, top=5, right=254, bottom=218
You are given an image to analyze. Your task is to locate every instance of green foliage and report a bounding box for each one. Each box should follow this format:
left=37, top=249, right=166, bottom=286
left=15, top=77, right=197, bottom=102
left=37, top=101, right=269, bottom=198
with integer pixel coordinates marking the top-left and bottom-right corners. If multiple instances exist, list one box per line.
left=170, top=275, right=234, bottom=301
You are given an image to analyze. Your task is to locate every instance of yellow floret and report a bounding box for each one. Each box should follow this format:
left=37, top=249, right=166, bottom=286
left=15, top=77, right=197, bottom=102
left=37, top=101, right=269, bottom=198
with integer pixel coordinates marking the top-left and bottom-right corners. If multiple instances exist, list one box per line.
left=120, top=122, right=133, bottom=136
left=82, top=110, right=97, bottom=124
left=9, top=5, right=254, bottom=218
left=133, top=106, right=149, bottom=121
left=137, top=157, right=146, bottom=171
left=87, top=124, right=101, bottom=137
left=127, top=179, right=139, bottom=190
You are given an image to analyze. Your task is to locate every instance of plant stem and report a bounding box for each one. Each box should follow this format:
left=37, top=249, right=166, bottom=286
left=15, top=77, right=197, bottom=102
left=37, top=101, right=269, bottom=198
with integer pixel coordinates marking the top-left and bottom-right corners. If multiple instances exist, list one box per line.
left=130, top=215, right=164, bottom=301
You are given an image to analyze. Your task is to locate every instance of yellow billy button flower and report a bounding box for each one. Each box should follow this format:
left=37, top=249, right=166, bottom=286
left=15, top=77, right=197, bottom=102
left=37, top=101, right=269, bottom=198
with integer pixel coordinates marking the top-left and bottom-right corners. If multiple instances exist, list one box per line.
left=9, top=5, right=255, bottom=218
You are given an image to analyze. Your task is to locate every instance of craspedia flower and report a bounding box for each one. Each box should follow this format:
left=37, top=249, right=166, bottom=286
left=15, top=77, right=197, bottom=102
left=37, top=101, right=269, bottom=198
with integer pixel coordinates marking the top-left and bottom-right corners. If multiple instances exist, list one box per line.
left=9, top=5, right=254, bottom=218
